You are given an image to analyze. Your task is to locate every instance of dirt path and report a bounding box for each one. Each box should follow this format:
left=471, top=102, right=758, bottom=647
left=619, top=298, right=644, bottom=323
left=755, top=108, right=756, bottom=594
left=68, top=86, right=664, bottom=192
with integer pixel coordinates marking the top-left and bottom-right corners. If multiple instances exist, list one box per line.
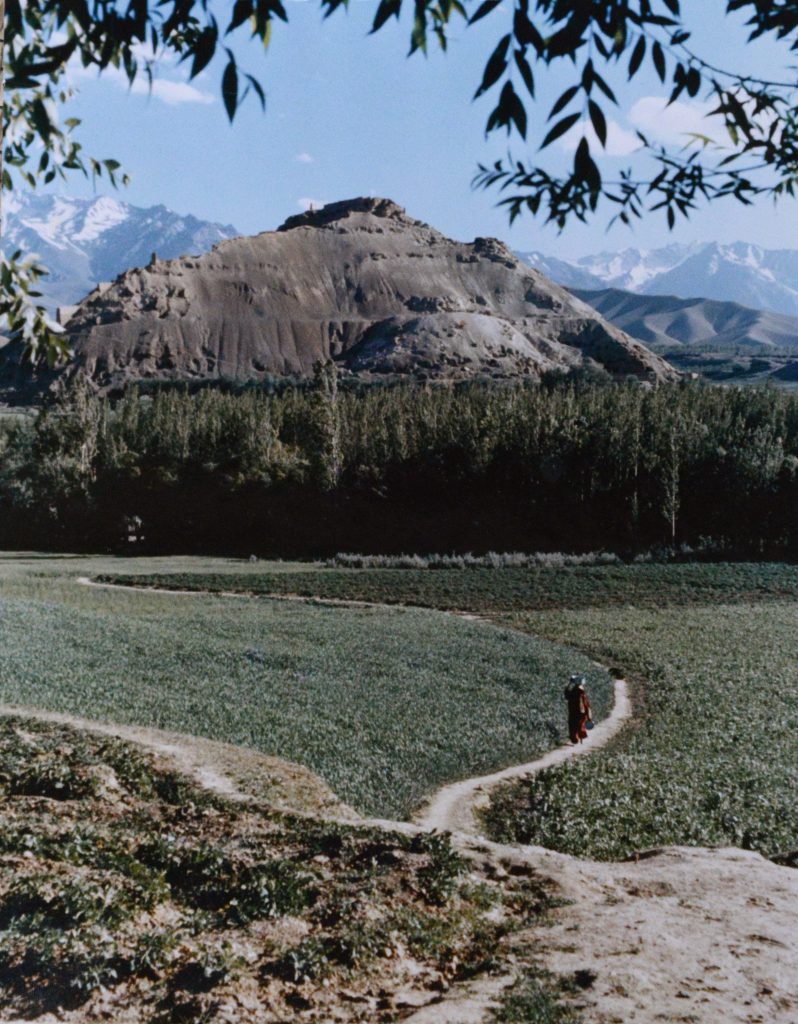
left=66, top=574, right=798, bottom=1024
left=0, top=702, right=350, bottom=817
left=414, top=677, right=629, bottom=834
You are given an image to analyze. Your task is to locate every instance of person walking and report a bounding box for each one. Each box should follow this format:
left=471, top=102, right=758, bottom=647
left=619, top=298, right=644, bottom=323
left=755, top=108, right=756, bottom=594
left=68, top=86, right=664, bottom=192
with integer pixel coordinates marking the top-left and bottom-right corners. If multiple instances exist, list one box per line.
left=565, top=674, right=592, bottom=744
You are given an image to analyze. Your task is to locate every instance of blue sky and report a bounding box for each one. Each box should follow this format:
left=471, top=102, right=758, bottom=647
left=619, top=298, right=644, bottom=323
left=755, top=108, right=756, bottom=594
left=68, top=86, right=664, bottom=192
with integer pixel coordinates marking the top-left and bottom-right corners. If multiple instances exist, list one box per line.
left=55, top=1, right=798, bottom=260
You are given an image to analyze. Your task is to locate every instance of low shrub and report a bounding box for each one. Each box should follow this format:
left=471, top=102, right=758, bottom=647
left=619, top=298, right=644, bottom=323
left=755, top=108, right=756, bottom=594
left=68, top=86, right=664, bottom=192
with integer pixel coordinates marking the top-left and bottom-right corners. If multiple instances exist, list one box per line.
left=326, top=550, right=622, bottom=570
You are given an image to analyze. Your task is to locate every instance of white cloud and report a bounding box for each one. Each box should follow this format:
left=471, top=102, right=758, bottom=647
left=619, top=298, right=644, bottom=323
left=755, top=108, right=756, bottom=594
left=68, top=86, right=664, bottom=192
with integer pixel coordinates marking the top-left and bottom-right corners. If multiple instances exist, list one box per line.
left=560, top=118, right=642, bottom=157
left=297, top=197, right=325, bottom=211
left=628, top=96, right=724, bottom=147
left=68, top=60, right=213, bottom=105
left=295, top=152, right=314, bottom=164
left=129, top=76, right=213, bottom=105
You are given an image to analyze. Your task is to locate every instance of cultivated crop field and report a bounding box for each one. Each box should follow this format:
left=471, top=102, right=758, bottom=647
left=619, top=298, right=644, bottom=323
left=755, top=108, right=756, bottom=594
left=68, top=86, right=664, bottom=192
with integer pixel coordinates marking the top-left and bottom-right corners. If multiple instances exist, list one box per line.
left=98, top=560, right=798, bottom=612
left=96, top=559, right=798, bottom=861
left=485, top=602, right=798, bottom=860
left=4, top=554, right=797, bottom=863
left=0, top=557, right=609, bottom=818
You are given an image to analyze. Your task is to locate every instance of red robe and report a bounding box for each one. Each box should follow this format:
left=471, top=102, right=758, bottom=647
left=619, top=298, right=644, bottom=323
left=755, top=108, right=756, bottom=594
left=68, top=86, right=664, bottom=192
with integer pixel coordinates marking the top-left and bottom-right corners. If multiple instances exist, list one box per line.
left=566, top=686, right=591, bottom=743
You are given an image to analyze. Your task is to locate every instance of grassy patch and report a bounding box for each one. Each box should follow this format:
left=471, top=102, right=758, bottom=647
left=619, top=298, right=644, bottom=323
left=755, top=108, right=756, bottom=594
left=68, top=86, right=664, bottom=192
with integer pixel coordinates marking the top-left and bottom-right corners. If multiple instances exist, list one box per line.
left=484, top=602, right=798, bottom=860
left=0, top=717, right=562, bottom=1021
left=0, top=561, right=609, bottom=818
left=98, top=561, right=798, bottom=612
left=493, top=967, right=581, bottom=1023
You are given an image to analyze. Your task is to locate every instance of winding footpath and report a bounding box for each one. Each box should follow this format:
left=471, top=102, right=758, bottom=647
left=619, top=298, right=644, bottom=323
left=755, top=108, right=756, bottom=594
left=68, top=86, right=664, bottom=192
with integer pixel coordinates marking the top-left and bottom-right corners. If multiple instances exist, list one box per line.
left=74, top=572, right=630, bottom=836
left=413, top=677, right=629, bottom=834
left=10, top=574, right=794, bottom=1024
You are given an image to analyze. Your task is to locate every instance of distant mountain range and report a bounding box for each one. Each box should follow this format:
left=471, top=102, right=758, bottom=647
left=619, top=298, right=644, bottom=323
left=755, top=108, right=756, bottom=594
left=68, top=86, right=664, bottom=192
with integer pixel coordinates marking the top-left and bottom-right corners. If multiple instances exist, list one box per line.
left=574, top=289, right=798, bottom=353
left=2, top=192, right=238, bottom=310
left=570, top=287, right=798, bottom=385
left=519, top=242, right=798, bottom=317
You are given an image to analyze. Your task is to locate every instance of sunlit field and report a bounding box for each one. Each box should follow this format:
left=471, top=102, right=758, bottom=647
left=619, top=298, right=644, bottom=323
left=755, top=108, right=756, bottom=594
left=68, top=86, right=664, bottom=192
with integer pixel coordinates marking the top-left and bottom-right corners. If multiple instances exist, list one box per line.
left=485, top=601, right=798, bottom=860
left=0, top=555, right=609, bottom=818
left=94, top=558, right=798, bottom=860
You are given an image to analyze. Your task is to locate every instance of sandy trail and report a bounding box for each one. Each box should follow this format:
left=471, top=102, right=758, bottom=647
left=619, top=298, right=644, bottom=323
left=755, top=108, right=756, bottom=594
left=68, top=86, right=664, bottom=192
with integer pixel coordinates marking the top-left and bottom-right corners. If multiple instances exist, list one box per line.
left=414, top=677, right=630, bottom=834
left=54, top=575, right=798, bottom=1022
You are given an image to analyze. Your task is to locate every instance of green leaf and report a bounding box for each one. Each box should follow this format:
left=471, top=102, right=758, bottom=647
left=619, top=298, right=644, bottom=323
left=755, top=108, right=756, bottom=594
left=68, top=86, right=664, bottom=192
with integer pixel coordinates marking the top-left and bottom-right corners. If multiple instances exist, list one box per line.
left=574, top=136, right=600, bottom=194
left=549, top=85, right=580, bottom=120
left=469, top=0, right=500, bottom=25
left=652, top=41, right=666, bottom=82
left=514, top=49, right=534, bottom=99
left=372, top=0, right=402, bottom=33
left=222, top=57, right=238, bottom=122
left=588, top=99, right=607, bottom=147
left=190, top=27, right=218, bottom=79
left=513, top=8, right=543, bottom=52
left=628, top=36, right=645, bottom=80
left=474, top=34, right=511, bottom=98
left=229, top=0, right=253, bottom=32
left=540, top=112, right=581, bottom=149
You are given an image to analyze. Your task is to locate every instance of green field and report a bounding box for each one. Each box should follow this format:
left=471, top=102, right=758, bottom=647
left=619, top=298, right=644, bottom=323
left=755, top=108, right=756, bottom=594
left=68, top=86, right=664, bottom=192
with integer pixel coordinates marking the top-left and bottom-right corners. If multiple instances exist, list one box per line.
left=0, top=556, right=609, bottom=818
left=98, top=560, right=798, bottom=612
left=94, top=559, right=798, bottom=860
left=4, top=555, right=798, bottom=860
left=484, top=601, right=798, bottom=859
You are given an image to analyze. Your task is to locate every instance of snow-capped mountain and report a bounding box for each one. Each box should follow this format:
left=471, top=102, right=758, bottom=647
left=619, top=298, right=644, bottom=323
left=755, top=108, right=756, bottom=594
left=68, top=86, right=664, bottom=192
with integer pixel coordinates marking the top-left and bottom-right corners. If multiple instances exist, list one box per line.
left=518, top=242, right=798, bottom=316
left=2, top=192, right=238, bottom=310
left=518, top=252, right=606, bottom=290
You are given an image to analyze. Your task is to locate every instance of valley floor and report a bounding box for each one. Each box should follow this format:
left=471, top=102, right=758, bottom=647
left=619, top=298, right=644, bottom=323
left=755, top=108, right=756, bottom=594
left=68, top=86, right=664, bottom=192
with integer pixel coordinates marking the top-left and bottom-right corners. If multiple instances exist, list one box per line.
left=0, top=555, right=796, bottom=1022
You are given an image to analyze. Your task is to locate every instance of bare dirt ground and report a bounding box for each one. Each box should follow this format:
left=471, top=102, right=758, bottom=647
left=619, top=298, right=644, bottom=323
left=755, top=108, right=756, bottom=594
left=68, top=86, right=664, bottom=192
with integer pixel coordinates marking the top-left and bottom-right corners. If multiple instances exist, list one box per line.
left=0, top=702, right=351, bottom=818
left=8, top=577, right=786, bottom=1023
left=522, top=843, right=798, bottom=1024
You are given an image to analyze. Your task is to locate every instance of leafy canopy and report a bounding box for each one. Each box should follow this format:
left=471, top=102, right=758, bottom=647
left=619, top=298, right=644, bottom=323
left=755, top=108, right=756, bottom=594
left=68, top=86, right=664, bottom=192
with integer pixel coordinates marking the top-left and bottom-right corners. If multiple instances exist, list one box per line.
left=4, top=0, right=798, bottom=358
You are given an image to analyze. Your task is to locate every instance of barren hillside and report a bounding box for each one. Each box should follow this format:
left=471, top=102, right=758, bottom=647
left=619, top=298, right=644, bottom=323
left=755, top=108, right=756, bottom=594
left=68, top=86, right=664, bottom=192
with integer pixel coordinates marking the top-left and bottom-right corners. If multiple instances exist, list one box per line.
left=57, top=197, right=675, bottom=391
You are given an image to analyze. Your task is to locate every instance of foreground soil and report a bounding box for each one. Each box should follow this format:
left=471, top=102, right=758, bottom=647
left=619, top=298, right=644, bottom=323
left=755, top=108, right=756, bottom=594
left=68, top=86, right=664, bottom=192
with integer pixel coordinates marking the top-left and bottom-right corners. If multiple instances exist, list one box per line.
left=0, top=717, right=565, bottom=1024
left=1, top=704, right=795, bottom=1023
left=515, top=843, right=798, bottom=1024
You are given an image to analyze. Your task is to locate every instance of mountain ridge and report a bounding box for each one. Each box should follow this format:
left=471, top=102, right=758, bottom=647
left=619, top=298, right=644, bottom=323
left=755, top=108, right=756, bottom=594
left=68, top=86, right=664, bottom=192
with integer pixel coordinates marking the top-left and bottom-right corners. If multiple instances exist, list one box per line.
left=519, top=241, right=798, bottom=316
left=575, top=287, right=798, bottom=353
left=50, top=196, right=675, bottom=392
left=2, top=192, right=238, bottom=310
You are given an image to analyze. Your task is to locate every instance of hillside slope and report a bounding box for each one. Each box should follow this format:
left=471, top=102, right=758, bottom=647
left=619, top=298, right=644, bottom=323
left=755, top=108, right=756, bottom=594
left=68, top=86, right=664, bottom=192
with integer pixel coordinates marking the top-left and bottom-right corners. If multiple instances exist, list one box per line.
left=575, top=288, right=798, bottom=352
left=57, top=197, right=675, bottom=391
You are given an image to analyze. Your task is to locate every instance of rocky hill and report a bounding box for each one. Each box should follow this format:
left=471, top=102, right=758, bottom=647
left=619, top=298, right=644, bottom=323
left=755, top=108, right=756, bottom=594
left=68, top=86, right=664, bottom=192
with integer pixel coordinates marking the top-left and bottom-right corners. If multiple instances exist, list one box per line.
left=55, top=198, right=674, bottom=392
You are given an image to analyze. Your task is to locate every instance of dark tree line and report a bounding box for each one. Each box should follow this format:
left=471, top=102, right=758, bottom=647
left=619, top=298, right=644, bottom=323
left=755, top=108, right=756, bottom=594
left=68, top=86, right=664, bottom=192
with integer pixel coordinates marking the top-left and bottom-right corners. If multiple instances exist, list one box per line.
left=1, top=375, right=797, bottom=556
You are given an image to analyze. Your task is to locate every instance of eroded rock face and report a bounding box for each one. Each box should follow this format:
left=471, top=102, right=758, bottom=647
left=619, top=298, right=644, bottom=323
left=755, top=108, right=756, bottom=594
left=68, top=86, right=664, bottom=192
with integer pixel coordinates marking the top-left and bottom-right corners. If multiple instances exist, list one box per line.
left=62, top=197, right=676, bottom=389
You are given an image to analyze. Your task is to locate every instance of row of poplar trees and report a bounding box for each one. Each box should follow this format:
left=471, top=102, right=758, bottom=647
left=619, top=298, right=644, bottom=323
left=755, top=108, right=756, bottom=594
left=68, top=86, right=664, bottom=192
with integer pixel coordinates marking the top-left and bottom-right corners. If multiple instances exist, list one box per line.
left=0, top=369, right=796, bottom=555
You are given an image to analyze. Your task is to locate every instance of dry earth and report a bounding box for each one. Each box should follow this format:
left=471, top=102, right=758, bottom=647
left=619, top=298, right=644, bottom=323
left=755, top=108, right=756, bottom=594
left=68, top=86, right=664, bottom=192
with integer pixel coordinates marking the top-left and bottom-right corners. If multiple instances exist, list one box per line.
left=55, top=196, right=675, bottom=392
left=522, top=844, right=798, bottom=1024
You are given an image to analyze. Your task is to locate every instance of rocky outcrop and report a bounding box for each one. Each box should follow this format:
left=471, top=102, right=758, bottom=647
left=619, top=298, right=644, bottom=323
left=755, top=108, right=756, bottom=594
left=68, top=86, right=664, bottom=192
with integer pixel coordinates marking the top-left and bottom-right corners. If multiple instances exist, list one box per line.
left=60, top=197, right=676, bottom=390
